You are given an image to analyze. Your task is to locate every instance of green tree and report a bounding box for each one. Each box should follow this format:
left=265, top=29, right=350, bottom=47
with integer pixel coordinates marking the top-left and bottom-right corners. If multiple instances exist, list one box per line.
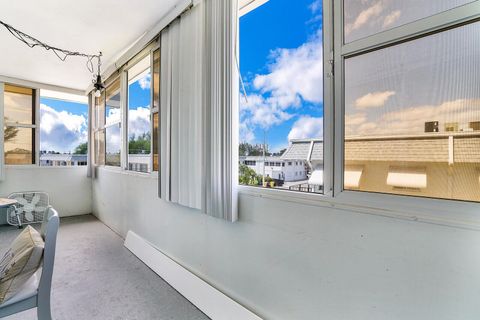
left=239, top=164, right=261, bottom=186
left=272, top=148, right=286, bottom=156
left=239, top=142, right=270, bottom=156
left=4, top=126, right=18, bottom=142
left=74, top=142, right=88, bottom=154
left=129, top=132, right=151, bottom=154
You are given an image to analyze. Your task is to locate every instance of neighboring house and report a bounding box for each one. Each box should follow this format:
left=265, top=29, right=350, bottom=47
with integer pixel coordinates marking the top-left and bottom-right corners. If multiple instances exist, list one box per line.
left=282, top=132, right=480, bottom=201
left=344, top=132, right=480, bottom=201
left=40, top=154, right=88, bottom=166
left=239, top=156, right=307, bottom=182
left=282, top=139, right=323, bottom=186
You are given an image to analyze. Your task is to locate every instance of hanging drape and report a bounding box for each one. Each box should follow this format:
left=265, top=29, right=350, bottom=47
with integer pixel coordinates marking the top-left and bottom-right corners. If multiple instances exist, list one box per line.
left=160, top=3, right=204, bottom=210
left=87, top=92, right=94, bottom=179
left=160, top=0, right=238, bottom=221
left=202, top=0, right=239, bottom=221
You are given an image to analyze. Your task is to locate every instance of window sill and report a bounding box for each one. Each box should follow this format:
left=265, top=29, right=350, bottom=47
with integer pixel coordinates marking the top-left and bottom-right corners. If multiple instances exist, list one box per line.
left=5, top=165, right=87, bottom=170
left=97, top=166, right=158, bottom=179
left=238, top=185, right=480, bottom=231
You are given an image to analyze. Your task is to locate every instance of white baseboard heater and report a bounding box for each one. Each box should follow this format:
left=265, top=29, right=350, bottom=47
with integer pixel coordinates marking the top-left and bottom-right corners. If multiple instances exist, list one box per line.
left=124, top=231, right=262, bottom=320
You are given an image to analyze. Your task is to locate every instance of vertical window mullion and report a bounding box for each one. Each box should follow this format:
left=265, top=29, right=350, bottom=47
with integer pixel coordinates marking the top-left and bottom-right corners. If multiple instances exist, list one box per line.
left=322, top=0, right=334, bottom=196
left=333, top=0, right=345, bottom=196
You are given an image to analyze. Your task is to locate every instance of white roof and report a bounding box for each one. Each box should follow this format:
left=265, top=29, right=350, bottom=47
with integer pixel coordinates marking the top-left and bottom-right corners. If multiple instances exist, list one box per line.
left=40, top=154, right=87, bottom=161
left=308, top=170, right=323, bottom=186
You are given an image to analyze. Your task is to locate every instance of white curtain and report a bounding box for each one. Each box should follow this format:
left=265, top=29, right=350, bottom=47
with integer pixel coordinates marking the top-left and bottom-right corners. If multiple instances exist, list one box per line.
left=160, top=3, right=204, bottom=210
left=160, top=0, right=238, bottom=221
left=0, top=82, right=5, bottom=181
left=87, top=92, right=94, bottom=179
left=202, top=0, right=239, bottom=221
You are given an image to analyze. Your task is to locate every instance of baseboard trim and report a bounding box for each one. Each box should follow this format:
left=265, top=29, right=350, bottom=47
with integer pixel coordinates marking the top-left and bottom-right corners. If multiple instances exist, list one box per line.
left=124, top=231, right=262, bottom=320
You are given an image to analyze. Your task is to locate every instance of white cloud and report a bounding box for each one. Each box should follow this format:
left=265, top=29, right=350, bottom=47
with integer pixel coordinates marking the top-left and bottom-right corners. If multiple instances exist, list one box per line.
left=240, top=32, right=324, bottom=142
left=309, top=0, right=322, bottom=13
left=345, top=1, right=384, bottom=35
left=288, top=116, right=323, bottom=141
left=240, top=120, right=255, bottom=143
left=253, top=32, right=323, bottom=108
left=240, top=94, right=293, bottom=130
left=128, top=106, right=151, bottom=138
left=383, top=10, right=401, bottom=28
left=355, top=91, right=395, bottom=109
left=138, top=74, right=151, bottom=90
left=40, top=104, right=87, bottom=153
left=346, top=99, right=480, bottom=137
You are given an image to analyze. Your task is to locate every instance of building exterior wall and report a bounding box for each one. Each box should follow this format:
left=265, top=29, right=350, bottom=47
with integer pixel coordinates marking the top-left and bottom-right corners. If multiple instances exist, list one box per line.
left=345, top=160, right=480, bottom=202
left=243, top=158, right=307, bottom=182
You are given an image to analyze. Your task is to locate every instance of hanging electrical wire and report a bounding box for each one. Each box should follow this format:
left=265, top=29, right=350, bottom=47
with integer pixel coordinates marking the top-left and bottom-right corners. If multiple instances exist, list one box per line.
left=0, top=19, right=104, bottom=94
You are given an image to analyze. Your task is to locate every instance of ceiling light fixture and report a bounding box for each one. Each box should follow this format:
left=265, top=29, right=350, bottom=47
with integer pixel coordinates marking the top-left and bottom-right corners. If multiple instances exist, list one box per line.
left=0, top=19, right=103, bottom=94
left=93, top=53, right=104, bottom=97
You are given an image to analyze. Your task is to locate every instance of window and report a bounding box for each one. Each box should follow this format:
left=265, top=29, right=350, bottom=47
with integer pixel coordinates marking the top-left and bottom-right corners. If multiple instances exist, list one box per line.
left=127, top=55, right=152, bottom=173
left=39, top=90, right=88, bottom=166
left=105, top=78, right=121, bottom=167
left=4, top=84, right=36, bottom=165
left=152, top=49, right=160, bottom=172
left=238, top=0, right=324, bottom=192
left=343, top=0, right=474, bottom=43
left=343, top=6, right=480, bottom=202
left=93, top=94, right=105, bottom=166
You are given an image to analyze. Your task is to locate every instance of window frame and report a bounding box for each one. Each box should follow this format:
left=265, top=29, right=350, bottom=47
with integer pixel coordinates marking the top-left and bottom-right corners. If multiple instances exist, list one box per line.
left=91, top=40, right=160, bottom=177
left=239, top=0, right=480, bottom=229
left=237, top=0, right=334, bottom=197
left=3, top=83, right=38, bottom=166
left=104, top=75, right=122, bottom=168
left=332, top=1, right=480, bottom=225
left=124, top=50, right=155, bottom=174
left=0, top=76, right=88, bottom=169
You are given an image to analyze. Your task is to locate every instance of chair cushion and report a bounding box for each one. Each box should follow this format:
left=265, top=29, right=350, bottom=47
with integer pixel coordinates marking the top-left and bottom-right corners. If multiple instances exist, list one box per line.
left=0, top=226, right=44, bottom=303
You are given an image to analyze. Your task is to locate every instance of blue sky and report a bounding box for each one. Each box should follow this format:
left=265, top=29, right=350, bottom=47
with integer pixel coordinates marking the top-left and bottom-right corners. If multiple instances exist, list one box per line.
left=39, top=97, right=88, bottom=153
left=239, top=0, right=323, bottom=152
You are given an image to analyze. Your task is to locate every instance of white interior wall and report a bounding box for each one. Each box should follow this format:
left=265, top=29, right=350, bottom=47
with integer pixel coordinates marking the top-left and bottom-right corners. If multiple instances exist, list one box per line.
left=92, top=167, right=480, bottom=320
left=0, top=167, right=92, bottom=223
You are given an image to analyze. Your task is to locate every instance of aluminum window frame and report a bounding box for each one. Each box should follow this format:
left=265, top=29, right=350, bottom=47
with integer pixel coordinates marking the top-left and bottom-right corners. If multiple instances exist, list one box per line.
left=239, top=1, right=480, bottom=229
left=124, top=49, right=155, bottom=174
left=237, top=0, right=334, bottom=198
left=332, top=1, right=480, bottom=225
left=3, top=83, right=38, bottom=166
left=103, top=75, right=122, bottom=168
left=151, top=46, right=161, bottom=173
left=0, top=77, right=86, bottom=169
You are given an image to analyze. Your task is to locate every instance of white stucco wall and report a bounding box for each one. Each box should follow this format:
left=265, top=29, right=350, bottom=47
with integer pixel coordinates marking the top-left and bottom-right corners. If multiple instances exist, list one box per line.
left=0, top=166, right=92, bottom=222
left=92, top=167, right=480, bottom=320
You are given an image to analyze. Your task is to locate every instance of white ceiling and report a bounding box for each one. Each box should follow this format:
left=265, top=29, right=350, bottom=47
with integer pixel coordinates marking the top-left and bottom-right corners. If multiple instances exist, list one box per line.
left=0, top=0, right=182, bottom=91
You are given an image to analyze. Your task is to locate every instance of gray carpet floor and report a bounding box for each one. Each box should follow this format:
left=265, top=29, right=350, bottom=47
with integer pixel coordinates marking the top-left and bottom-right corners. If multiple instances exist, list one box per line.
left=0, top=215, right=209, bottom=320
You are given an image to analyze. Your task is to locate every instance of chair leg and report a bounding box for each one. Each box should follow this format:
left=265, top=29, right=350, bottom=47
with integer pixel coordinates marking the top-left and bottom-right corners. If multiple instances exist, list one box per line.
left=37, top=298, right=52, bottom=320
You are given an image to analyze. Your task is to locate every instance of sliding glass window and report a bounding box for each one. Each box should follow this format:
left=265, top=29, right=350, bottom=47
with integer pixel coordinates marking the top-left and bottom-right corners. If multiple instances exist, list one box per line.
left=343, top=0, right=475, bottom=43
left=93, top=94, right=105, bottom=166
left=105, top=77, right=121, bottom=167
left=341, top=1, right=480, bottom=202
left=39, top=90, right=88, bottom=166
left=127, top=55, right=152, bottom=173
left=152, top=49, right=160, bottom=172
left=3, top=84, right=36, bottom=165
